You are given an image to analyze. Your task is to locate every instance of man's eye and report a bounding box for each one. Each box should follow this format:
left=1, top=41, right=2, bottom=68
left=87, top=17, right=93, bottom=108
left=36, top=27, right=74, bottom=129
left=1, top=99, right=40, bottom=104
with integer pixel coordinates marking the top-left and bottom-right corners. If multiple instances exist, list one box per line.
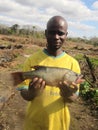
left=48, top=31, right=55, bottom=35
left=48, top=31, right=65, bottom=36
left=58, top=31, right=65, bottom=36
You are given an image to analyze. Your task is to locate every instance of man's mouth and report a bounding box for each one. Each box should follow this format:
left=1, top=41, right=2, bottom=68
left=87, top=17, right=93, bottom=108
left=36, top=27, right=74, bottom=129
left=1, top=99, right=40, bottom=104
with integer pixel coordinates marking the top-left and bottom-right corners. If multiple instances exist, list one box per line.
left=54, top=43, right=60, bottom=46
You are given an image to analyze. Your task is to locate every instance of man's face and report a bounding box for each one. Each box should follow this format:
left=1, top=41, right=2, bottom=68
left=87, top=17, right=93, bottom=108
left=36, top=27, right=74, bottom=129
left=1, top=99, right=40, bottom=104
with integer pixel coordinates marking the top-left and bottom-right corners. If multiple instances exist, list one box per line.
left=45, top=20, right=67, bottom=51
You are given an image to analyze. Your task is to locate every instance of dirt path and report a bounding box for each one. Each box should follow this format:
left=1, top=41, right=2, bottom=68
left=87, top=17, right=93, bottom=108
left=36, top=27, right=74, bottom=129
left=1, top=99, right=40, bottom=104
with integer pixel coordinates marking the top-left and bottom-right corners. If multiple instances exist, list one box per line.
left=0, top=91, right=26, bottom=130
left=69, top=98, right=98, bottom=130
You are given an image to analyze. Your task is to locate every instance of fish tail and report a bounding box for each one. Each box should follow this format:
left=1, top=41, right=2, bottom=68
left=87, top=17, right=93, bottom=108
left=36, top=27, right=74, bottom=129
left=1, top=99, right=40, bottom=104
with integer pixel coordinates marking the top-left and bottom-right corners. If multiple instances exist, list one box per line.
left=11, top=72, right=24, bottom=86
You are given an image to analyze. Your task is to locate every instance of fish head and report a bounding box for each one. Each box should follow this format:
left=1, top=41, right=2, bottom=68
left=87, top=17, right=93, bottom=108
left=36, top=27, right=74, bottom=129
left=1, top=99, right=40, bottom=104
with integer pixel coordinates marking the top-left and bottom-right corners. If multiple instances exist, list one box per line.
left=63, top=70, right=83, bottom=85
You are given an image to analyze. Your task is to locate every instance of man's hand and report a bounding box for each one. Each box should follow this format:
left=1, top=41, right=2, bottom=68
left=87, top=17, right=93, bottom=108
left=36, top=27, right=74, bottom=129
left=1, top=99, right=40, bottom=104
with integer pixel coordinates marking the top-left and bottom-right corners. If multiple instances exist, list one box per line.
left=59, top=81, right=79, bottom=102
left=59, top=76, right=85, bottom=102
left=29, top=77, right=46, bottom=95
left=20, top=77, right=46, bottom=101
left=59, top=81, right=78, bottom=96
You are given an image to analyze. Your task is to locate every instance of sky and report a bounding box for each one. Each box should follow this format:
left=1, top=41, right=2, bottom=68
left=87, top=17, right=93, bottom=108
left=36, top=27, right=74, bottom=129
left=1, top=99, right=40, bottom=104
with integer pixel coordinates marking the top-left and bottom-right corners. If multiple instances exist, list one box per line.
left=0, top=0, right=98, bottom=38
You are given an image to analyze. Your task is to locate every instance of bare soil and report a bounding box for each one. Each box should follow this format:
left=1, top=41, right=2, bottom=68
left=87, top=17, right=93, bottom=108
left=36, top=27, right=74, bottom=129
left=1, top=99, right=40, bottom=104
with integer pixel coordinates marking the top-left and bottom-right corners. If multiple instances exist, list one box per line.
left=0, top=34, right=98, bottom=130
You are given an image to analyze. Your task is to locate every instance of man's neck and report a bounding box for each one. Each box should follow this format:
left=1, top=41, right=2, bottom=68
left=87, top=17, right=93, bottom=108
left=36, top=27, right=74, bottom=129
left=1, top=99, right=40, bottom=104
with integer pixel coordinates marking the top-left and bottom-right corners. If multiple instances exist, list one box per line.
left=46, top=48, right=63, bottom=57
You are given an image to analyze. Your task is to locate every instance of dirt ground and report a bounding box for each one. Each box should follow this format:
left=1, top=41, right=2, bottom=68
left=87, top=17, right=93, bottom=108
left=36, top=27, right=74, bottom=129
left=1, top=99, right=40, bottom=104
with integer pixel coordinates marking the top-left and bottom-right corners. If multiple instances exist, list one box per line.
left=0, top=35, right=98, bottom=130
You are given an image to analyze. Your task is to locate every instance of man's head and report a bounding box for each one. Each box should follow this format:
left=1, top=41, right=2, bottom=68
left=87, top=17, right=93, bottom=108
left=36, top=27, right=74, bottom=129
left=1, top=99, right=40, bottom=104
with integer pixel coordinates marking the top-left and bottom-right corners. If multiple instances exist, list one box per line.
left=45, top=16, right=68, bottom=51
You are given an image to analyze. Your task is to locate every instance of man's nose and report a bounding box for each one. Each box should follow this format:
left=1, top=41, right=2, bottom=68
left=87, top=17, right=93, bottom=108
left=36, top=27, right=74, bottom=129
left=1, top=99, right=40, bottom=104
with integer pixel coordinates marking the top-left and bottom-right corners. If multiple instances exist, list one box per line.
left=54, top=34, right=59, bottom=39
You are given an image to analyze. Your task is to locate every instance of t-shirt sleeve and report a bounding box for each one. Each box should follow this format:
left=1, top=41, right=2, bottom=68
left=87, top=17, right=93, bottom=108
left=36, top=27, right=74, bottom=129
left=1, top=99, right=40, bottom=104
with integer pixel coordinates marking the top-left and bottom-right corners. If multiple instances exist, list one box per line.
left=17, top=58, right=32, bottom=91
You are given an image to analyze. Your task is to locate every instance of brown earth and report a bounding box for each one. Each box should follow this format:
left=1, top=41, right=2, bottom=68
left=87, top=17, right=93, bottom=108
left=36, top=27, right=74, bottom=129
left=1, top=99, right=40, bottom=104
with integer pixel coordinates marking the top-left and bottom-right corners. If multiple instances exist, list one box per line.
left=0, top=34, right=98, bottom=130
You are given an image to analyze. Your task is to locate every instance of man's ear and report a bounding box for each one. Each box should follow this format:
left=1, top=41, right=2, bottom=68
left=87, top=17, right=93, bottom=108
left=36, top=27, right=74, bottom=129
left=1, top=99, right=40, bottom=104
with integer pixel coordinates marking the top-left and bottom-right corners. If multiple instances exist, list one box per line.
left=66, top=32, right=68, bottom=36
left=45, top=29, right=47, bottom=37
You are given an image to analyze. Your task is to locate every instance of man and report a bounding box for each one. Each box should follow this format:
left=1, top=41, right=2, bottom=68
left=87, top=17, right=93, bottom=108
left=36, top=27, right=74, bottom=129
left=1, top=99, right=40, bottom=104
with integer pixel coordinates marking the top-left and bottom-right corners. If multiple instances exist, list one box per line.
left=20, top=16, right=82, bottom=130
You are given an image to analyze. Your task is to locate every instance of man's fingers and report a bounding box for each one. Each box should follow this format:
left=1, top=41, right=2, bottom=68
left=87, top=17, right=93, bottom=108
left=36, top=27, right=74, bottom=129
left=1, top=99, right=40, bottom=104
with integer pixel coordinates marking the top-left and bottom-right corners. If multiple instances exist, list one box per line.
left=59, top=81, right=78, bottom=94
left=29, top=77, right=38, bottom=85
left=34, top=78, right=43, bottom=88
left=40, top=81, right=46, bottom=89
left=30, top=77, right=46, bottom=90
left=59, top=81, right=69, bottom=86
left=29, top=77, right=38, bottom=89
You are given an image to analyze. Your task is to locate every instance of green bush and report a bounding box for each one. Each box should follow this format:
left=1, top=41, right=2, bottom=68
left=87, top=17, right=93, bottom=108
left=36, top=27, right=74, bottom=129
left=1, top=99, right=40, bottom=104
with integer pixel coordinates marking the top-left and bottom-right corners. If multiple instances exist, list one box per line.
left=80, top=81, right=98, bottom=105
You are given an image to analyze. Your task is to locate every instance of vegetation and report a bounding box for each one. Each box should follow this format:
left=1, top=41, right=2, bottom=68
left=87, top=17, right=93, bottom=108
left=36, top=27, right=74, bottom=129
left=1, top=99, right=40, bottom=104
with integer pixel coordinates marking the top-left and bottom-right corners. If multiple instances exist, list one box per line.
left=77, top=56, right=98, bottom=115
left=0, top=23, right=98, bottom=46
left=74, top=54, right=84, bottom=61
left=80, top=81, right=98, bottom=115
left=74, top=54, right=98, bottom=114
left=90, top=58, right=98, bottom=66
left=0, top=24, right=45, bottom=39
left=67, top=37, right=98, bottom=47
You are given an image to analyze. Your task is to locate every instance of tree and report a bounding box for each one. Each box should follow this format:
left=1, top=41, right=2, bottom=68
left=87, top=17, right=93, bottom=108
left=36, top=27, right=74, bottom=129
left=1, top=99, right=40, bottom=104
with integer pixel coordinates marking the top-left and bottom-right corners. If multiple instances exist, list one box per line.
left=10, top=24, right=19, bottom=34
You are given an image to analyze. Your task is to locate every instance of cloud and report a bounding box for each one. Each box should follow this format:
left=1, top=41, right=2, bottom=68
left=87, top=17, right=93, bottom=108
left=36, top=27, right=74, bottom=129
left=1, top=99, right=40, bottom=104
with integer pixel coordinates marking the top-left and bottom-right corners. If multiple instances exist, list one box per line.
left=68, top=21, right=96, bottom=38
left=13, top=0, right=96, bottom=21
left=69, top=21, right=95, bottom=31
left=92, top=1, right=98, bottom=9
left=0, top=0, right=98, bottom=37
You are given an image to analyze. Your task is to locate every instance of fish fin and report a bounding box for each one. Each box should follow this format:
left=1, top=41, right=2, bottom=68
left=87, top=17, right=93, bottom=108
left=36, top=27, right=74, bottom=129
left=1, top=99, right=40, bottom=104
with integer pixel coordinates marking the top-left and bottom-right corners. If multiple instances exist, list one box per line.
left=11, top=72, right=24, bottom=86
left=31, top=65, right=46, bottom=70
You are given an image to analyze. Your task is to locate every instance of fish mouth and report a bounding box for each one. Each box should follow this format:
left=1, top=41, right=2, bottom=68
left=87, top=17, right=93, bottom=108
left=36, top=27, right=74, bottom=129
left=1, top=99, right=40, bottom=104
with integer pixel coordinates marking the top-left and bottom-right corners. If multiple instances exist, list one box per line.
left=75, top=74, right=84, bottom=84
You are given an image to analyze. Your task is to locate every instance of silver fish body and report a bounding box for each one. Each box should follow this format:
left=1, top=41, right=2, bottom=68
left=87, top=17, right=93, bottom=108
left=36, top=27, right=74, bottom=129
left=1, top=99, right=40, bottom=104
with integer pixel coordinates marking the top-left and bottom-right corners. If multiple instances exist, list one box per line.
left=22, top=66, right=81, bottom=86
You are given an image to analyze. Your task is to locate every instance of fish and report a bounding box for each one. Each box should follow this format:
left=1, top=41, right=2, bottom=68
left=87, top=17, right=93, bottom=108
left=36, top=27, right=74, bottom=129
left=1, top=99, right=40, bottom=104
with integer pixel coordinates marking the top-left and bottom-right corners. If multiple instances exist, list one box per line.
left=11, top=65, right=83, bottom=87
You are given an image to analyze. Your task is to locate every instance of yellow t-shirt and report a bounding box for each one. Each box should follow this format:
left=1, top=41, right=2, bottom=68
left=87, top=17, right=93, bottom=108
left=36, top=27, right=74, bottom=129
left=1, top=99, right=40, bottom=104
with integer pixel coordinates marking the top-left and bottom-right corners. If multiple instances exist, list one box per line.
left=22, top=49, right=80, bottom=130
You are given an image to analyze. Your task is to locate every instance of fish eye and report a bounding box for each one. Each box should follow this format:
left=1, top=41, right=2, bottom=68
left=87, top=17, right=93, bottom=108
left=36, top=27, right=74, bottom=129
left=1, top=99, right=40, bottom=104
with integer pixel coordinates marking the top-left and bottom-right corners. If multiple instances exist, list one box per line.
left=75, top=73, right=79, bottom=76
